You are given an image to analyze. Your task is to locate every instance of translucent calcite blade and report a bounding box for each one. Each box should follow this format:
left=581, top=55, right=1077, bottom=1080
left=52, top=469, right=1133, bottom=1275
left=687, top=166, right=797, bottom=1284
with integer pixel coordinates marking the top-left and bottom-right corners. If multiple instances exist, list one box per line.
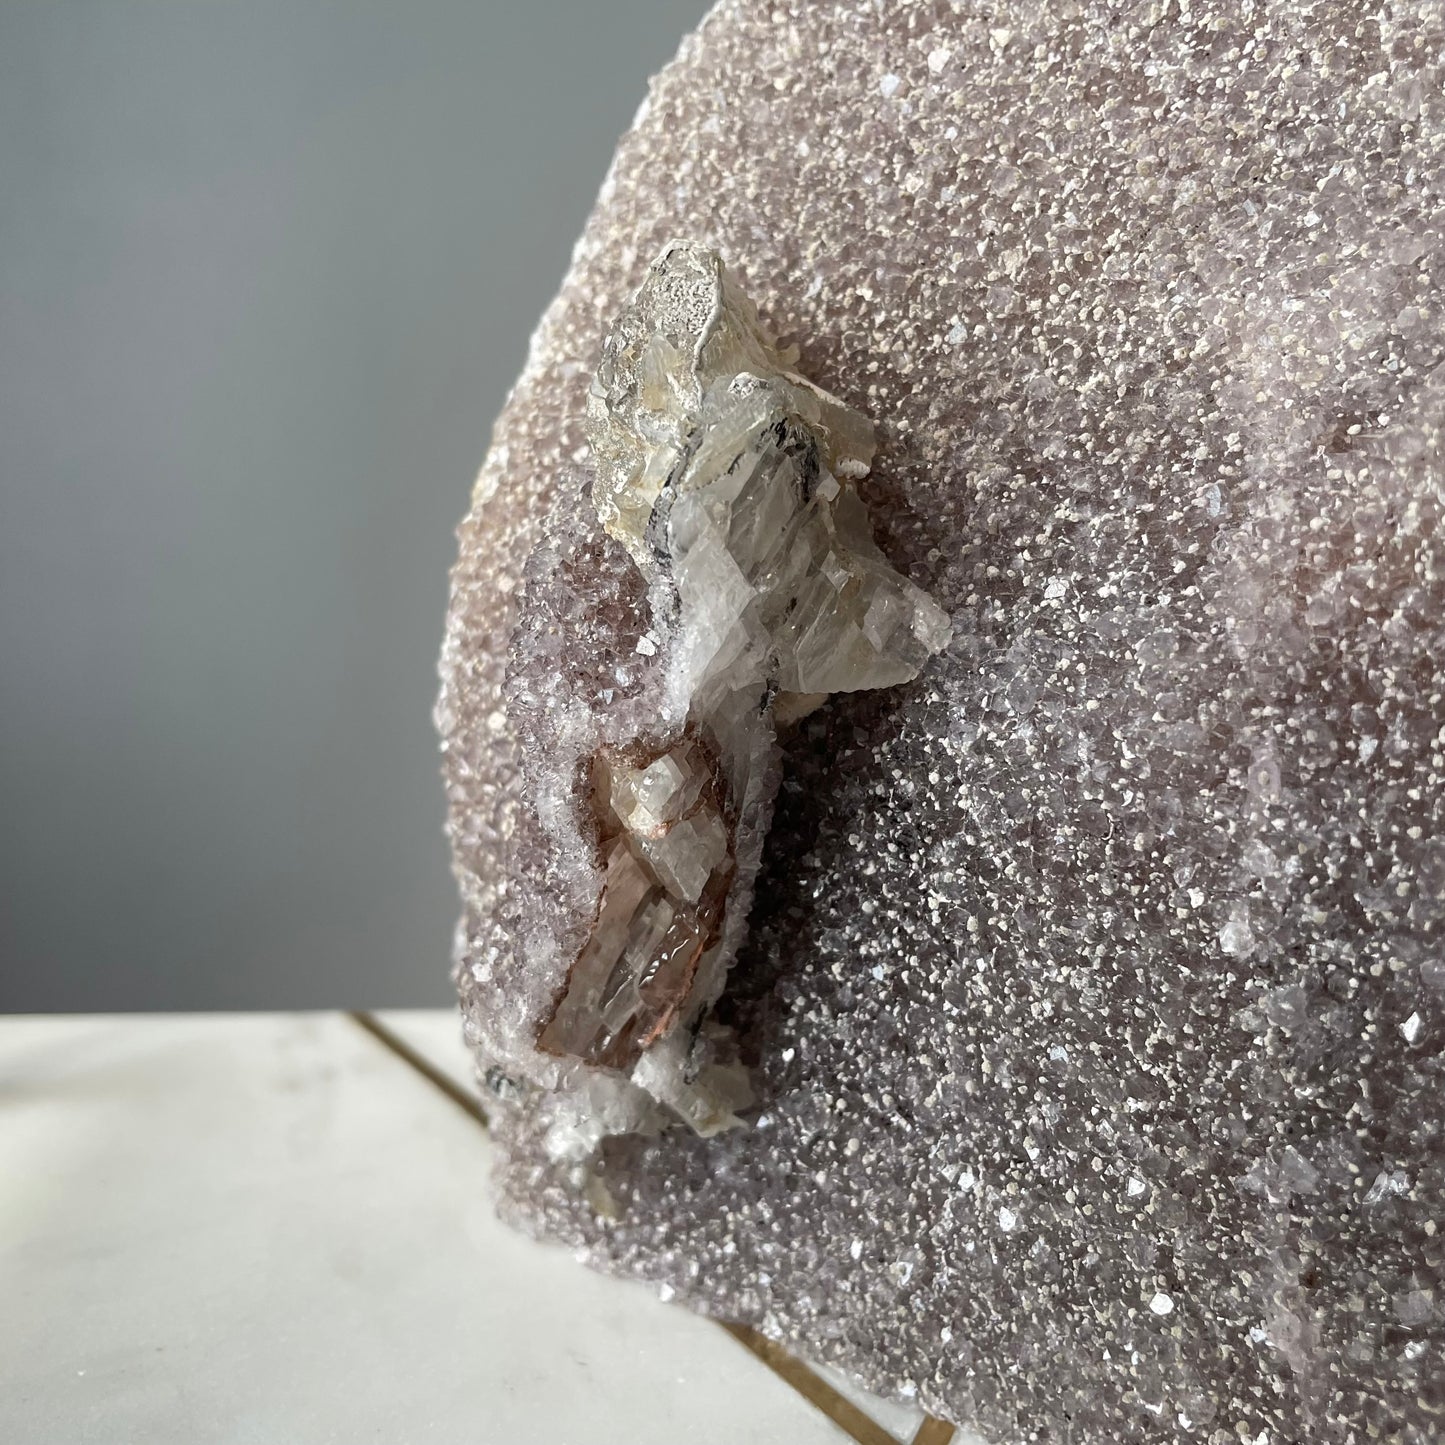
left=438, top=2, right=1445, bottom=1439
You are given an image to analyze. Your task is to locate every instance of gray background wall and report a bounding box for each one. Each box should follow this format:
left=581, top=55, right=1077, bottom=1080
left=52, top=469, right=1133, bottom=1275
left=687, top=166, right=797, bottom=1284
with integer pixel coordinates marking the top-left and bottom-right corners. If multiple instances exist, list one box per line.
left=1, top=1, right=709, bottom=1010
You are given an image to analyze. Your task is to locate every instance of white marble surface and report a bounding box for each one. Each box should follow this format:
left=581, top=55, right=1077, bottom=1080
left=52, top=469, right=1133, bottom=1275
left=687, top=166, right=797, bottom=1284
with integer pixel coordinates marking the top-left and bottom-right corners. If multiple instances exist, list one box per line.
left=811, top=1362, right=928, bottom=1444
left=374, top=1006, right=478, bottom=1092
left=0, top=1013, right=863, bottom=1445
left=374, top=1009, right=936, bottom=1444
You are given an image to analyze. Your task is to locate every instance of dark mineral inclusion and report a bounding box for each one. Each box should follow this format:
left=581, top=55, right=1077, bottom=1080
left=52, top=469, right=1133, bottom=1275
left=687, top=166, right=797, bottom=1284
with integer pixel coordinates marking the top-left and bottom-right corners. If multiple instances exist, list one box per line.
left=437, top=2, right=1445, bottom=1439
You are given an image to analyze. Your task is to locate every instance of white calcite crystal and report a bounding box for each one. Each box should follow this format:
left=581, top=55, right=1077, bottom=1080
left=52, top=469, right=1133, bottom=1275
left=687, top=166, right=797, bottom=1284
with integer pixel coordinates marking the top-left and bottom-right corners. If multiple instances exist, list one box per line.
left=590, top=242, right=949, bottom=704
left=463, top=242, right=948, bottom=1158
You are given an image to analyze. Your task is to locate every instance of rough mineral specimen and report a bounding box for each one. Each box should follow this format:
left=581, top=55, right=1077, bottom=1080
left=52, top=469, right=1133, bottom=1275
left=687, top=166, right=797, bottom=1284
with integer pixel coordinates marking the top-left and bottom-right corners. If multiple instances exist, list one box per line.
left=456, top=240, right=949, bottom=1154
left=548, top=244, right=948, bottom=1104
left=439, top=2, right=1445, bottom=1440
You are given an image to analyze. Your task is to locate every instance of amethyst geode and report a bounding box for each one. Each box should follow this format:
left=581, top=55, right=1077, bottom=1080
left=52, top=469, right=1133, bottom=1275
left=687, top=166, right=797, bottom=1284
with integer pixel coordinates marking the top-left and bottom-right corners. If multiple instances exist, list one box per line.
left=438, top=2, right=1445, bottom=1439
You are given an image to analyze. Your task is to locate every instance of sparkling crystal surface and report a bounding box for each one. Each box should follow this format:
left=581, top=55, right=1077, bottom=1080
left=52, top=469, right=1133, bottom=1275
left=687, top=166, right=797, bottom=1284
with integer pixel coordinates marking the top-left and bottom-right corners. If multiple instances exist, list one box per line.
left=438, top=3, right=1445, bottom=1439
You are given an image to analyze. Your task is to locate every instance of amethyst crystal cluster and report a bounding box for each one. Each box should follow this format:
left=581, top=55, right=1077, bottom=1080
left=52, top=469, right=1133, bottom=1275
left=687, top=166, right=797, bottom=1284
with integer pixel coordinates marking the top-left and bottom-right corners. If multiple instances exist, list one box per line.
left=438, top=2, right=1445, bottom=1439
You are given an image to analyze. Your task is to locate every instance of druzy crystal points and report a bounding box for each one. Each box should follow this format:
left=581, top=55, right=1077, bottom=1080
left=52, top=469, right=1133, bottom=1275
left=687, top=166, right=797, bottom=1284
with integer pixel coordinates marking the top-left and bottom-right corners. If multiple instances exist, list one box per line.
left=439, top=2, right=1445, bottom=1440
